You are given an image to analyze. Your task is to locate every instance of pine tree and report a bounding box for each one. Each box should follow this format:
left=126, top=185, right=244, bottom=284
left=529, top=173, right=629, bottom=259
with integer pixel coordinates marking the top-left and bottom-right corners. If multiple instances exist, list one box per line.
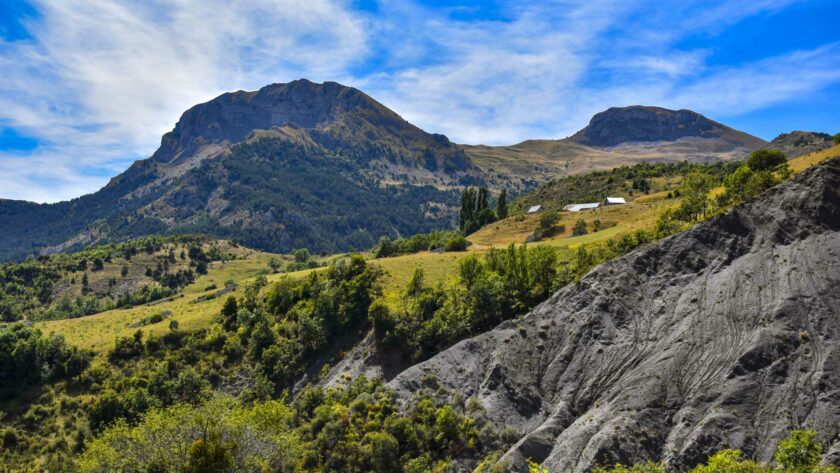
left=496, top=189, right=508, bottom=219
left=460, top=187, right=477, bottom=231
left=477, top=188, right=489, bottom=212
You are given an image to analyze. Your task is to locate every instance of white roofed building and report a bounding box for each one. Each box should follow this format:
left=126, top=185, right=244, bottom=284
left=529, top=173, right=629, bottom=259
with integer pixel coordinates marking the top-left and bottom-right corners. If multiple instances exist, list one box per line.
left=565, top=203, right=600, bottom=212
left=605, top=197, right=627, bottom=205
left=527, top=205, right=542, bottom=214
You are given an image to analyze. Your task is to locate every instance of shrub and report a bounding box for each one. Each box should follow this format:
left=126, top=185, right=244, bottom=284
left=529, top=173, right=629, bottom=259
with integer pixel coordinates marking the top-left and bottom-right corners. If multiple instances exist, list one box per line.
left=539, top=210, right=559, bottom=231
left=109, top=331, right=144, bottom=362
left=747, top=149, right=787, bottom=172
left=445, top=236, right=468, bottom=252
left=293, top=248, right=310, bottom=263
left=267, top=256, right=282, bottom=273
left=775, top=430, right=823, bottom=472
left=573, top=218, right=587, bottom=236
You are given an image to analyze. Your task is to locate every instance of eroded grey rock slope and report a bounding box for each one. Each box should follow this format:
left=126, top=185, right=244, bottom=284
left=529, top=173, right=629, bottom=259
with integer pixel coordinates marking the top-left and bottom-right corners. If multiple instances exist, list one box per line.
left=390, top=158, right=840, bottom=471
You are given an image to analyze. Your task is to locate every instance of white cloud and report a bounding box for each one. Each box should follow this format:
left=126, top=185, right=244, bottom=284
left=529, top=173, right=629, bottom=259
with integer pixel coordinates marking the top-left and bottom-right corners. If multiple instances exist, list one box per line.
left=1, top=0, right=838, bottom=202
left=0, top=0, right=367, bottom=202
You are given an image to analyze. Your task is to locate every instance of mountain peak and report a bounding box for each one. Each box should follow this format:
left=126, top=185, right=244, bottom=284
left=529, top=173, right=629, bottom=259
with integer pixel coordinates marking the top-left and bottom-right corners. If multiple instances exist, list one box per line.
left=568, top=105, right=765, bottom=148
left=150, top=79, right=395, bottom=164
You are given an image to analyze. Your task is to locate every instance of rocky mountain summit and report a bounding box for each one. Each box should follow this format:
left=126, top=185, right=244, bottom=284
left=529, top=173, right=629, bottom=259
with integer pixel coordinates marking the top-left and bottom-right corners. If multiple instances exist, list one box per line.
left=569, top=106, right=767, bottom=148
left=145, top=79, right=472, bottom=174
left=390, top=158, right=840, bottom=471
left=769, top=131, right=835, bottom=158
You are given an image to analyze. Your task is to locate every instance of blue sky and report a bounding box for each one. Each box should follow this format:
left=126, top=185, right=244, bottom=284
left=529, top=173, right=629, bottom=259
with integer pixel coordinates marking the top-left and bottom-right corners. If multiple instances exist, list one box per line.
left=1, top=0, right=838, bottom=203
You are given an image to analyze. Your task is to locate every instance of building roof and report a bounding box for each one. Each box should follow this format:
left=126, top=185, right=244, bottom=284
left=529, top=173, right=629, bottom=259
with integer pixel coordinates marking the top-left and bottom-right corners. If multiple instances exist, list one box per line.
left=566, top=202, right=600, bottom=212
left=527, top=205, right=542, bottom=214
left=605, top=197, right=627, bottom=204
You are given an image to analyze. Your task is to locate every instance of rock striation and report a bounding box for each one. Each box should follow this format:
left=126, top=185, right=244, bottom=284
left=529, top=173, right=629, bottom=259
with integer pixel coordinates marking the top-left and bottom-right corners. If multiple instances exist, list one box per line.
left=390, top=157, right=840, bottom=471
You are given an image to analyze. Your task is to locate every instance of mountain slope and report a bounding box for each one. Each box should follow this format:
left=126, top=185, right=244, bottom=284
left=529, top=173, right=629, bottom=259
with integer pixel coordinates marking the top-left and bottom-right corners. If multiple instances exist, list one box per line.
left=464, top=106, right=767, bottom=189
left=389, top=157, right=840, bottom=471
left=769, top=131, right=835, bottom=158
left=0, top=80, right=480, bottom=261
left=0, top=92, right=770, bottom=262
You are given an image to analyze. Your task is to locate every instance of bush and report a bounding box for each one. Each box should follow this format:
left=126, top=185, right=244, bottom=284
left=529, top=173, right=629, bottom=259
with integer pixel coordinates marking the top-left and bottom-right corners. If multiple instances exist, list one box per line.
left=573, top=218, right=587, bottom=236
left=445, top=236, right=469, bottom=252
left=775, top=430, right=823, bottom=472
left=108, top=331, right=144, bottom=362
left=747, top=149, right=787, bottom=172
left=293, top=248, right=310, bottom=263
left=539, top=210, right=559, bottom=231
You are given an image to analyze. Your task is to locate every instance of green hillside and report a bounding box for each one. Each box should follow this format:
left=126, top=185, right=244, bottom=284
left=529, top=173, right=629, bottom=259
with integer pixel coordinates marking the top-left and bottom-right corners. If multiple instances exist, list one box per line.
left=1, top=146, right=836, bottom=471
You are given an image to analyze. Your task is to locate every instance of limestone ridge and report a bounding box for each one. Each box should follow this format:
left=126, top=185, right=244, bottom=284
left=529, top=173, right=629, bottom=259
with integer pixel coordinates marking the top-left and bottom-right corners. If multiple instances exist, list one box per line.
left=389, top=157, right=840, bottom=471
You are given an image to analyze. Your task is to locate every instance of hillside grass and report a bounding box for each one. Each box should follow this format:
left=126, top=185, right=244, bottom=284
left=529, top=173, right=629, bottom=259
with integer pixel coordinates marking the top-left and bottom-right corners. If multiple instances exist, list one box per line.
left=37, top=253, right=275, bottom=352
left=788, top=143, right=840, bottom=173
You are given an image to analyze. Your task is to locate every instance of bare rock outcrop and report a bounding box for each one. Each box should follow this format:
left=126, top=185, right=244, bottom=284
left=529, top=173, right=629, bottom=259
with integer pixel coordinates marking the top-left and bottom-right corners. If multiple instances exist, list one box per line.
left=390, top=158, right=840, bottom=471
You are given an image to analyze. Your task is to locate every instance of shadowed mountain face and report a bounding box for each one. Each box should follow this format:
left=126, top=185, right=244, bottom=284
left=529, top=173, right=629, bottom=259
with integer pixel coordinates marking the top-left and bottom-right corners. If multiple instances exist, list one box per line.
left=389, top=158, right=840, bottom=471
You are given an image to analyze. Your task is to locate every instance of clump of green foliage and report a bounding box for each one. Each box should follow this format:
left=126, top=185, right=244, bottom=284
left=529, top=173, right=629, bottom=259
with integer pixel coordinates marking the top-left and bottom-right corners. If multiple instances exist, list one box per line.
left=717, top=149, right=790, bottom=208
left=445, top=235, right=469, bottom=252
left=374, top=230, right=459, bottom=258
left=458, top=187, right=496, bottom=235
left=0, top=324, right=91, bottom=387
left=589, top=429, right=834, bottom=473
left=371, top=230, right=662, bottom=362
left=78, top=376, right=502, bottom=473
left=654, top=149, right=792, bottom=234
left=573, top=217, right=588, bottom=236
left=531, top=210, right=562, bottom=241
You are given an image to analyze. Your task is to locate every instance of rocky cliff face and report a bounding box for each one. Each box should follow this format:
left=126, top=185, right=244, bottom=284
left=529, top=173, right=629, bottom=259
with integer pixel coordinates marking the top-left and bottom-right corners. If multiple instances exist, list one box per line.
left=390, top=158, right=840, bottom=471
left=769, top=131, right=835, bottom=159
left=569, top=106, right=767, bottom=148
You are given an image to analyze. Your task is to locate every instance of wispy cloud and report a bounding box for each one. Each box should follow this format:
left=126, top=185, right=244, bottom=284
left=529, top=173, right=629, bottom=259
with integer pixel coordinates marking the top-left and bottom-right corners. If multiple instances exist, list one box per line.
left=1, top=0, right=838, bottom=202
left=0, top=0, right=367, bottom=202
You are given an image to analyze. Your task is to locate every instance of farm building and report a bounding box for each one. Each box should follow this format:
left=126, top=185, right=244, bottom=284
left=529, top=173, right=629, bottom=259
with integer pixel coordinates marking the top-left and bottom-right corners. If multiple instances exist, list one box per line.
left=527, top=205, right=542, bottom=214
left=564, top=202, right=600, bottom=212
left=605, top=197, right=627, bottom=205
